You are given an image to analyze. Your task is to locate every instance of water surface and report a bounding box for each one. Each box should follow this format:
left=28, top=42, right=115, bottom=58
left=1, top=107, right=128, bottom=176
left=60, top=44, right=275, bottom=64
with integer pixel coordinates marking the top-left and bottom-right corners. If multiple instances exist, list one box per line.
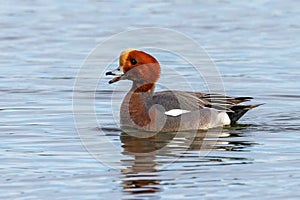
left=1, top=0, right=300, bottom=199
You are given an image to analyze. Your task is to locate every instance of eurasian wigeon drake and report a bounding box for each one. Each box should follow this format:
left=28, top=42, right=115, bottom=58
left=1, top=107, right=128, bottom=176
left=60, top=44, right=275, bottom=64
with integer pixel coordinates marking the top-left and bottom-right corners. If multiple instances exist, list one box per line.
left=106, top=49, right=262, bottom=132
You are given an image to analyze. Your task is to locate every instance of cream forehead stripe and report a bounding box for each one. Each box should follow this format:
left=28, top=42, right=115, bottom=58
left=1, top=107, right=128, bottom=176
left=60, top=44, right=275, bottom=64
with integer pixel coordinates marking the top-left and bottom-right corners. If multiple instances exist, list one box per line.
left=119, top=48, right=136, bottom=66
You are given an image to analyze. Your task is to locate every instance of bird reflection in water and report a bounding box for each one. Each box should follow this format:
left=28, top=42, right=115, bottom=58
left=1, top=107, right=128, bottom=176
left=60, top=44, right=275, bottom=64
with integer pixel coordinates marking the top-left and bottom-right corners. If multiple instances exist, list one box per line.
left=119, top=126, right=256, bottom=195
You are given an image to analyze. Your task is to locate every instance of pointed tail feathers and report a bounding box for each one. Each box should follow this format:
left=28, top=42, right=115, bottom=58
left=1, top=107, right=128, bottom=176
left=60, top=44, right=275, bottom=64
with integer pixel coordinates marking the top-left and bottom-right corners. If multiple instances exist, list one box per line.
left=227, top=104, right=264, bottom=124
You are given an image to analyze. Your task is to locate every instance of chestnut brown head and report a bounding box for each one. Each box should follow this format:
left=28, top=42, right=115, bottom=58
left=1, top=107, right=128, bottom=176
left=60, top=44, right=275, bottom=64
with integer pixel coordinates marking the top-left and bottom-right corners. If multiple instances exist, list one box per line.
left=106, top=49, right=161, bottom=88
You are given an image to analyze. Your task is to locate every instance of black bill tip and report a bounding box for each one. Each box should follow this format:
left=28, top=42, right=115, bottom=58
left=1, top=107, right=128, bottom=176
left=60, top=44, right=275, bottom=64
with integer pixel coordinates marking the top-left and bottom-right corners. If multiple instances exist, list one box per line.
left=106, top=71, right=114, bottom=76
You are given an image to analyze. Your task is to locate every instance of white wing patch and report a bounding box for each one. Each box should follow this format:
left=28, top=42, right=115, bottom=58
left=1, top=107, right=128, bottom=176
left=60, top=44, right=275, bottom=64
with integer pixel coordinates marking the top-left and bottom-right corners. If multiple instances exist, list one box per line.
left=165, top=109, right=191, bottom=117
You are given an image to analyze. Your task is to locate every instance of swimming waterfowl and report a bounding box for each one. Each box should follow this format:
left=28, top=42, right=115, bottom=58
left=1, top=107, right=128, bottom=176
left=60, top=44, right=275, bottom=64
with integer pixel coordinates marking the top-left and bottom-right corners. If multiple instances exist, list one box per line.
left=106, top=49, right=261, bottom=132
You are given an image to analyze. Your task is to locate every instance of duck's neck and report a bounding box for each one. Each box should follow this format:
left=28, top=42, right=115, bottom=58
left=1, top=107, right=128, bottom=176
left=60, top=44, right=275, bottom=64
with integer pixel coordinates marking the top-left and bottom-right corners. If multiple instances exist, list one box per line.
left=131, top=82, right=155, bottom=93
left=124, top=83, right=155, bottom=128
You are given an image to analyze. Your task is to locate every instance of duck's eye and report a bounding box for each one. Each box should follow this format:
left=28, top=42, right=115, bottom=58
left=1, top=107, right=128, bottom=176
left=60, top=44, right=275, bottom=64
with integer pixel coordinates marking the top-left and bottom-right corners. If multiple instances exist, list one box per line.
left=130, top=58, right=137, bottom=65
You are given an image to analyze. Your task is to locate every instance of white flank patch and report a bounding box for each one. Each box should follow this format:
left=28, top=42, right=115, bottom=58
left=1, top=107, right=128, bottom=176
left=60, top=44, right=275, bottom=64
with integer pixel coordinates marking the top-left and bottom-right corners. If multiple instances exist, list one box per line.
left=165, top=109, right=191, bottom=117
left=218, top=112, right=231, bottom=125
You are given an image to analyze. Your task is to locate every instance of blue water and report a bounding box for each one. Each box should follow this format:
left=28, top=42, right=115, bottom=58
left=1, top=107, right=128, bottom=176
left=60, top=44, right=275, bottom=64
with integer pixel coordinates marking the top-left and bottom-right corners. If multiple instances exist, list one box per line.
left=1, top=0, right=300, bottom=199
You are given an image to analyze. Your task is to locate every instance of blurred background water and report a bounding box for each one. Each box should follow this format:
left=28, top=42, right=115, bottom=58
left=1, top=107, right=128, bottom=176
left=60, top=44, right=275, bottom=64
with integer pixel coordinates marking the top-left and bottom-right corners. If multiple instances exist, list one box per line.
left=1, top=0, right=300, bottom=199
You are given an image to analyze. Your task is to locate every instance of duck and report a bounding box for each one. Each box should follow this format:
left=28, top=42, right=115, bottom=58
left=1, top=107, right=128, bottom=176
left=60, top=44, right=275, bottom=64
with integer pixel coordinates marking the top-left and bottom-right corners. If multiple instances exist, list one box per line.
left=106, top=49, right=262, bottom=132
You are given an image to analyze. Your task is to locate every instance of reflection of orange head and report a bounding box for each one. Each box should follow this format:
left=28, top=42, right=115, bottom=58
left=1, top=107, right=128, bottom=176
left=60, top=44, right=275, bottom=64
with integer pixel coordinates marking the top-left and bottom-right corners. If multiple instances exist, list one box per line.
left=119, top=49, right=160, bottom=89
